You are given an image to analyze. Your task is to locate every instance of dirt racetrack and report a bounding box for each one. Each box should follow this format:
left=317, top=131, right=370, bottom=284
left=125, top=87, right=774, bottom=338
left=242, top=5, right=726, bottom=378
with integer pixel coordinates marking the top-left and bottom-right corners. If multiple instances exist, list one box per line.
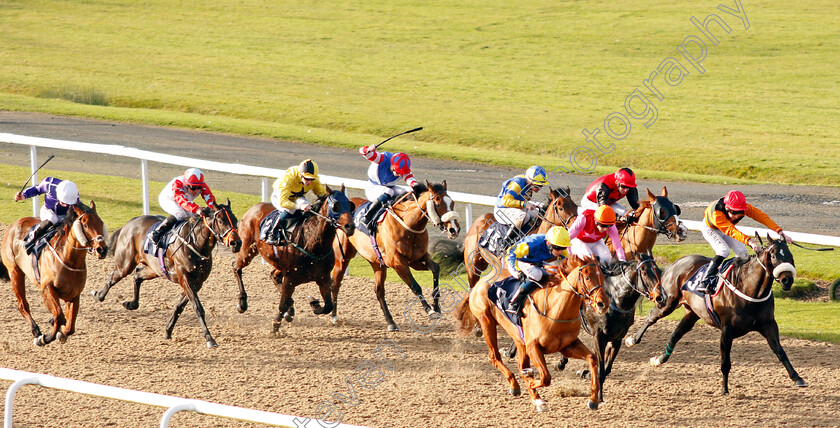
left=0, top=224, right=838, bottom=428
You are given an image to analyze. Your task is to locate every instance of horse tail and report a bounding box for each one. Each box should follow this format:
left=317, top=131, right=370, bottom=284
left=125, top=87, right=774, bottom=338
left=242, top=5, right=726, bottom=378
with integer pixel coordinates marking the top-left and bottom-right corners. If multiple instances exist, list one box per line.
left=452, top=291, right=476, bottom=336
left=107, top=227, right=123, bottom=257
left=431, top=239, right=464, bottom=276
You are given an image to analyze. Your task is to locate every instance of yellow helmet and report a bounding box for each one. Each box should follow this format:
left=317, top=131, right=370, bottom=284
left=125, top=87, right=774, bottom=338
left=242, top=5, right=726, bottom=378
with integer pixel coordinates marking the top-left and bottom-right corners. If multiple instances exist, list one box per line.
left=299, top=159, right=319, bottom=180
left=546, top=226, right=571, bottom=248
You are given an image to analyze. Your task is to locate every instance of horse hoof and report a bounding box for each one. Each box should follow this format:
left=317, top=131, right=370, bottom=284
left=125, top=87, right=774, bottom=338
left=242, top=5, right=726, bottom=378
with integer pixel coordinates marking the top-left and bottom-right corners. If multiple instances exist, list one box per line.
left=650, top=356, right=663, bottom=366
left=237, top=302, right=248, bottom=314
left=577, top=369, right=590, bottom=380
left=473, top=326, right=483, bottom=338
left=625, top=336, right=636, bottom=347
left=509, top=388, right=520, bottom=396
left=91, top=290, right=103, bottom=302
left=387, top=324, right=399, bottom=332
left=57, top=332, right=68, bottom=343
left=122, top=301, right=139, bottom=311
left=427, top=309, right=441, bottom=320
left=555, top=361, right=567, bottom=372
left=534, top=399, right=548, bottom=412
left=795, top=379, right=809, bottom=387
left=284, top=315, right=294, bottom=323
left=33, top=336, right=45, bottom=347
left=206, top=339, right=218, bottom=348
left=329, top=315, right=338, bottom=325
left=587, top=400, right=599, bottom=410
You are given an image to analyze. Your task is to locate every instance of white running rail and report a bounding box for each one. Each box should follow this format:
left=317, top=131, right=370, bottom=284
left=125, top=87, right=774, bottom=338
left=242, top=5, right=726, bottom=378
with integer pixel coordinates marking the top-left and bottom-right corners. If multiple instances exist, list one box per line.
left=1, top=368, right=367, bottom=428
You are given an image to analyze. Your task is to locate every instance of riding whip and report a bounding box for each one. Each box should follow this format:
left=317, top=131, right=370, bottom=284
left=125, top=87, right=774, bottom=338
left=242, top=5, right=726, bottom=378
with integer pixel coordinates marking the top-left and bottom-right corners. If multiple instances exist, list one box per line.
left=17, top=154, right=55, bottom=196
left=374, top=127, right=423, bottom=149
left=790, top=242, right=835, bottom=252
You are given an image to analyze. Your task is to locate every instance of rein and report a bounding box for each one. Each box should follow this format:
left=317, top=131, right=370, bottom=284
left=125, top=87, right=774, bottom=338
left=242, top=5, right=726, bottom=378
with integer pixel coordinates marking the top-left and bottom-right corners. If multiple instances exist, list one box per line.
left=722, top=243, right=782, bottom=303
left=531, top=263, right=602, bottom=323
left=46, top=242, right=86, bottom=272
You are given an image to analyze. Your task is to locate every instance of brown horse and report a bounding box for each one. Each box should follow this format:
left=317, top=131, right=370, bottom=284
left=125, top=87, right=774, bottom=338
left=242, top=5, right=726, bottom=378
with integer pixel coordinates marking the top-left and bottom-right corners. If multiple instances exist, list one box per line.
left=92, top=201, right=241, bottom=348
left=331, top=181, right=460, bottom=331
left=459, top=187, right=578, bottom=289
left=612, top=187, right=686, bottom=256
left=454, top=255, right=609, bottom=411
left=626, top=235, right=807, bottom=394
left=232, top=186, right=354, bottom=330
left=1, top=203, right=108, bottom=346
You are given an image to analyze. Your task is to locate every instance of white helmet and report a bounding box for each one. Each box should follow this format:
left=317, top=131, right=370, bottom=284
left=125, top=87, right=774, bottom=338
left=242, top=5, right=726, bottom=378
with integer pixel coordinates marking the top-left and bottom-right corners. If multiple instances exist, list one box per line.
left=56, top=180, right=79, bottom=205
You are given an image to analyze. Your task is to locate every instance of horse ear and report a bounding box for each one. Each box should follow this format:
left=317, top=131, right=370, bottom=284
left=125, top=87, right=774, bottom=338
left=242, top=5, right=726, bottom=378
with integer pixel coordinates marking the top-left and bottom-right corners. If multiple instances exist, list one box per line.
left=661, top=186, right=668, bottom=197
left=226, top=198, right=231, bottom=207
left=647, top=188, right=656, bottom=201
left=565, top=186, right=571, bottom=198
left=325, top=184, right=333, bottom=194
left=441, top=180, right=447, bottom=190
left=425, top=179, right=433, bottom=190
left=90, top=200, right=96, bottom=211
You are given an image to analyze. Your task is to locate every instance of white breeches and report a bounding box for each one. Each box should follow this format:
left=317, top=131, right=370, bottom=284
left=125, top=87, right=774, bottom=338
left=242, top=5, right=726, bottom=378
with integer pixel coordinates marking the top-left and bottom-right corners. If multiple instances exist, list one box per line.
left=570, top=239, right=614, bottom=264
left=701, top=225, right=749, bottom=258
left=578, top=198, right=627, bottom=217
left=365, top=183, right=408, bottom=202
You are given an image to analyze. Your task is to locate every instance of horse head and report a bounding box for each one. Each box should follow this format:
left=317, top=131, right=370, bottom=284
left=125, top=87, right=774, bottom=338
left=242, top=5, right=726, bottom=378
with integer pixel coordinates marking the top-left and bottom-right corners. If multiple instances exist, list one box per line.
left=69, top=202, right=108, bottom=259
left=559, top=255, right=609, bottom=314
left=322, top=184, right=355, bottom=237
left=635, top=251, right=665, bottom=307
left=757, top=234, right=797, bottom=290
left=543, top=186, right=577, bottom=229
left=643, top=187, right=686, bottom=241
left=203, top=199, right=242, bottom=253
left=421, top=180, right=460, bottom=239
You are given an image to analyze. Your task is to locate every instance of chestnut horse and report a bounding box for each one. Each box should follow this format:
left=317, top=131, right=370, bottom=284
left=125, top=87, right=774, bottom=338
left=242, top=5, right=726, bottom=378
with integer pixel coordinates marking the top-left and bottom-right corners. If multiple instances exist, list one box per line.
left=232, top=186, right=355, bottom=330
left=460, top=187, right=578, bottom=289
left=454, top=255, right=609, bottom=411
left=612, top=187, right=686, bottom=256
left=626, top=235, right=807, bottom=394
left=331, top=181, right=460, bottom=331
left=1, top=202, right=107, bottom=346
left=92, top=201, right=241, bottom=348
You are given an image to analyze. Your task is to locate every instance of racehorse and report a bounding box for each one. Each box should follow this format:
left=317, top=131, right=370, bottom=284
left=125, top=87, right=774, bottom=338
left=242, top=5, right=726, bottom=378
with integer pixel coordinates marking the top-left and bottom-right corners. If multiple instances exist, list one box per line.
left=1, top=202, right=107, bottom=346
left=458, top=187, right=577, bottom=289
left=331, top=181, right=460, bottom=331
left=553, top=252, right=663, bottom=403
left=612, top=187, right=686, bottom=256
left=454, top=255, right=609, bottom=411
left=92, top=201, right=241, bottom=348
left=625, top=235, right=807, bottom=394
left=232, top=186, right=354, bottom=330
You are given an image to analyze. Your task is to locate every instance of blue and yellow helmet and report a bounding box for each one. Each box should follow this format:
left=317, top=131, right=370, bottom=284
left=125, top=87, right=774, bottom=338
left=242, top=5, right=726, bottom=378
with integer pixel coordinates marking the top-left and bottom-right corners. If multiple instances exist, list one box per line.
left=525, top=166, right=548, bottom=186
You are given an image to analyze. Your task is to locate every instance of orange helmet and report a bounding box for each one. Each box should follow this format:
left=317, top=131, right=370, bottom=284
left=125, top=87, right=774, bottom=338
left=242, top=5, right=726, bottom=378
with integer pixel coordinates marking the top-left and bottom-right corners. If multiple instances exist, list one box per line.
left=594, top=205, right=616, bottom=225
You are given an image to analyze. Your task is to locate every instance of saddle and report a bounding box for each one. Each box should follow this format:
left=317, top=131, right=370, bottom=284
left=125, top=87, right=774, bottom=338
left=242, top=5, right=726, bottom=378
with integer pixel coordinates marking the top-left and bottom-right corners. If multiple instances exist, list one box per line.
left=488, top=277, right=526, bottom=338
left=143, top=219, right=188, bottom=256
left=259, top=210, right=305, bottom=245
left=478, top=214, right=541, bottom=257
left=681, top=258, right=737, bottom=297
left=353, top=201, right=390, bottom=237
left=23, top=224, right=60, bottom=259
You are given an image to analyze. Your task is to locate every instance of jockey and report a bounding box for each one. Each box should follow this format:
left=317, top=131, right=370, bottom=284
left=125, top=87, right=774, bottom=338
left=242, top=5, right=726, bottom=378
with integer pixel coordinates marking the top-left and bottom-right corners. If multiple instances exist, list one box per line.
left=152, top=168, right=217, bottom=245
left=265, top=159, right=327, bottom=245
left=493, top=166, right=549, bottom=247
left=580, top=167, right=640, bottom=224
left=504, top=226, right=571, bottom=317
left=699, top=190, right=793, bottom=294
left=14, top=177, right=80, bottom=254
left=359, top=144, right=420, bottom=228
left=568, top=205, right=627, bottom=265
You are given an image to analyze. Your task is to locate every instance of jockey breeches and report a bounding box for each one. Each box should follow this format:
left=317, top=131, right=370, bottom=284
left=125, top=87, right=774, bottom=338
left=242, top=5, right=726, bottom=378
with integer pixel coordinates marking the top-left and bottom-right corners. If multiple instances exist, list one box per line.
left=578, top=197, right=627, bottom=216
left=570, top=238, right=613, bottom=264
left=493, top=206, right=531, bottom=228
left=159, top=194, right=192, bottom=220
left=365, top=183, right=407, bottom=203
left=39, top=205, right=65, bottom=224
left=507, top=259, right=546, bottom=283
left=701, top=225, right=749, bottom=258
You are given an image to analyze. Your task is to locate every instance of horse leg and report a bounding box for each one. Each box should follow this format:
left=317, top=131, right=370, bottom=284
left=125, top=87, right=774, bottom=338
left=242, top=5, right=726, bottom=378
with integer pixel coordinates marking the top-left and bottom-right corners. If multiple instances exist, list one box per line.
left=372, top=265, right=398, bottom=332
left=758, top=319, right=807, bottom=388
left=170, top=279, right=218, bottom=348
left=598, top=338, right=624, bottom=403
left=479, top=314, right=520, bottom=397
left=465, top=251, right=488, bottom=289
left=410, top=254, right=441, bottom=316
left=9, top=267, right=41, bottom=339
left=58, top=295, right=81, bottom=343
left=37, top=283, right=66, bottom=346
left=719, top=326, right=734, bottom=395
left=559, top=338, right=600, bottom=410
left=650, top=311, right=699, bottom=366
left=626, top=295, right=680, bottom=347
left=123, top=264, right=156, bottom=310
left=93, top=257, right=137, bottom=302
left=231, top=240, right=258, bottom=314
left=312, top=276, right=334, bottom=316
left=393, top=257, right=435, bottom=319
left=164, top=293, right=189, bottom=339
left=524, top=341, right=552, bottom=412
left=330, top=243, right=356, bottom=325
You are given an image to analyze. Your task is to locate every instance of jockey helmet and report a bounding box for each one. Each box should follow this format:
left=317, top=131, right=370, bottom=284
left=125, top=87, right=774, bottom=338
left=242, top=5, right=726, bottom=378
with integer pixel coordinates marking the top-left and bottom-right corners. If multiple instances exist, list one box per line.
left=594, top=205, right=616, bottom=226
left=183, top=168, right=205, bottom=186
left=723, top=190, right=748, bottom=211
left=55, top=180, right=79, bottom=205
left=525, top=166, right=549, bottom=186
left=391, top=153, right=411, bottom=175
left=546, top=226, right=571, bottom=248
left=614, top=168, right=637, bottom=188
left=299, top=159, right=319, bottom=180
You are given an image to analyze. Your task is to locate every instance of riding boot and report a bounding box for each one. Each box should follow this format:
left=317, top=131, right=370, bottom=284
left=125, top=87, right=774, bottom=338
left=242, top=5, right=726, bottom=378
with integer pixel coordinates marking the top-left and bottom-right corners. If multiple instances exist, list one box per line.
left=25, top=219, right=52, bottom=255
left=364, top=194, right=390, bottom=231
left=505, top=280, right=540, bottom=317
left=500, top=224, right=520, bottom=250
left=151, top=215, right=178, bottom=246
left=700, top=255, right=725, bottom=294
left=264, top=212, right=290, bottom=245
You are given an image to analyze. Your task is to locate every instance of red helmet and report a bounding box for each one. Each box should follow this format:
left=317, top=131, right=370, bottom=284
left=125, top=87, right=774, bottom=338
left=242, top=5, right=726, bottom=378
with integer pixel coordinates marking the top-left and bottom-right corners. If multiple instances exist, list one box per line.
left=614, top=168, right=636, bottom=188
left=723, top=190, right=747, bottom=211
left=183, top=168, right=205, bottom=186
left=391, top=153, right=411, bottom=175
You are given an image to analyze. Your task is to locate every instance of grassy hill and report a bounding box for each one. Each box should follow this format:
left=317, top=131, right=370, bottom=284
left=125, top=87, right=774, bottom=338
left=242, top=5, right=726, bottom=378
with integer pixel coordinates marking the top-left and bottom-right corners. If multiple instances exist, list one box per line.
left=0, top=0, right=837, bottom=184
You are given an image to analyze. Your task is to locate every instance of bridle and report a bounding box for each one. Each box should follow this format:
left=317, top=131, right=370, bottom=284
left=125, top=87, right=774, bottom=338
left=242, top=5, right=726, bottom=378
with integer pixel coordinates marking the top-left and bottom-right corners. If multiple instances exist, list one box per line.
left=531, top=262, right=604, bottom=322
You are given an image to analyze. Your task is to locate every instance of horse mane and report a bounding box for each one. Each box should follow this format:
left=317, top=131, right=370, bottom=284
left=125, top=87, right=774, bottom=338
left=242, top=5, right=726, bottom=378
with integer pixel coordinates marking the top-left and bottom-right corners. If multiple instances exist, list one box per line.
left=53, top=204, right=89, bottom=240
left=311, top=191, right=330, bottom=213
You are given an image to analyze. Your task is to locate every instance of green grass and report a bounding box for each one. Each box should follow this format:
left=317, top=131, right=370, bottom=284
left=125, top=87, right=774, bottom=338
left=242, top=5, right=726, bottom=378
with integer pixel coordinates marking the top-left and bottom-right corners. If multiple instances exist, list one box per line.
left=0, top=1, right=838, bottom=185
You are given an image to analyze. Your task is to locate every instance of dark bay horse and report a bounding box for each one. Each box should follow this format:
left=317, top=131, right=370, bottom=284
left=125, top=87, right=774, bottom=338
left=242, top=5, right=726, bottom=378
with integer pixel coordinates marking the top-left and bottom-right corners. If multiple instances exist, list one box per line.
left=92, top=201, right=241, bottom=348
left=1, top=203, right=107, bottom=346
left=458, top=187, right=577, bottom=289
left=612, top=187, right=686, bottom=256
left=331, top=181, right=460, bottom=331
left=454, top=255, right=609, bottom=411
left=626, top=235, right=807, bottom=394
left=232, top=186, right=354, bottom=331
